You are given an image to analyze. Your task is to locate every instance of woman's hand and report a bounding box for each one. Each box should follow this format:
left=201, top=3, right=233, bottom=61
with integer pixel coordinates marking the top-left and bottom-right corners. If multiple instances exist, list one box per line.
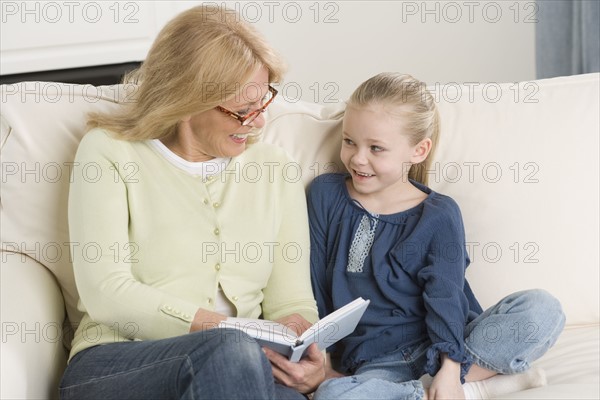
left=263, top=343, right=326, bottom=394
left=275, top=313, right=313, bottom=336
left=324, top=353, right=345, bottom=380
left=189, top=308, right=227, bottom=332
left=428, top=354, right=465, bottom=400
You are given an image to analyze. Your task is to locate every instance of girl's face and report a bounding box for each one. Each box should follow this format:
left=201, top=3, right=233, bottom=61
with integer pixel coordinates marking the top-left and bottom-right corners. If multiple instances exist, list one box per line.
left=340, top=104, right=430, bottom=200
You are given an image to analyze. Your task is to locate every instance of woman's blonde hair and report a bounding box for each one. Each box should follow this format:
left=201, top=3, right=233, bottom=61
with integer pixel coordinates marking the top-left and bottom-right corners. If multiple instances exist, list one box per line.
left=347, top=72, right=440, bottom=185
left=88, top=5, right=286, bottom=142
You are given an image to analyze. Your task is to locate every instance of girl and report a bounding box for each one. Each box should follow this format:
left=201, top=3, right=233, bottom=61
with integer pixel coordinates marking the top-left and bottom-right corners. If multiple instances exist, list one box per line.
left=308, top=73, right=565, bottom=399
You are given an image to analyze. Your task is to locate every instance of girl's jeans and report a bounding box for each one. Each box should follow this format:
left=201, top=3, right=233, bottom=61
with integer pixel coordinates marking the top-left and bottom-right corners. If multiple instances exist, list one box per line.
left=314, top=289, right=565, bottom=400
left=60, top=328, right=306, bottom=400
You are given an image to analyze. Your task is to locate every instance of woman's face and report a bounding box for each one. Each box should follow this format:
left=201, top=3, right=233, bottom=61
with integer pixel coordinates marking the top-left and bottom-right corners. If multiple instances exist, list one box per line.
left=175, top=67, right=270, bottom=161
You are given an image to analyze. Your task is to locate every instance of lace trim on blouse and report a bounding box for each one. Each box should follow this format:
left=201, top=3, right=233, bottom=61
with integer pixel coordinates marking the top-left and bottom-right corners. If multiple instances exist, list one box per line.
left=347, top=212, right=379, bottom=273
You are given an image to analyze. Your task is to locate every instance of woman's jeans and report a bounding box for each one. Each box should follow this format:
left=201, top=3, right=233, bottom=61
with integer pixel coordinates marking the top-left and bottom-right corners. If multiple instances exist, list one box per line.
left=314, top=289, right=565, bottom=400
left=60, top=328, right=305, bottom=400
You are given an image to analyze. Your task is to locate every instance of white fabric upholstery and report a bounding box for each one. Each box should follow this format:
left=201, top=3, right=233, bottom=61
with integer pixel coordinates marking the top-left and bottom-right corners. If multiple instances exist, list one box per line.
left=1, top=256, right=66, bottom=399
left=1, top=74, right=598, bottom=398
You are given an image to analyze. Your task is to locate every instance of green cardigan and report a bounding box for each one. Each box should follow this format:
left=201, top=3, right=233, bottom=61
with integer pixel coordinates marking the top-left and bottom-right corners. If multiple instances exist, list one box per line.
left=68, top=128, right=317, bottom=360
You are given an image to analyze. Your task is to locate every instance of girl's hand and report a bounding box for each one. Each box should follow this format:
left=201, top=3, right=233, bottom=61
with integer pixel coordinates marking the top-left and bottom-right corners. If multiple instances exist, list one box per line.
left=428, top=354, right=465, bottom=400
left=263, top=343, right=326, bottom=394
left=429, top=373, right=465, bottom=399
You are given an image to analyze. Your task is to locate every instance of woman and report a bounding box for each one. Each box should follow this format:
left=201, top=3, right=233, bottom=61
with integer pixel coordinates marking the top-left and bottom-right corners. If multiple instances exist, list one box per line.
left=60, top=5, right=325, bottom=399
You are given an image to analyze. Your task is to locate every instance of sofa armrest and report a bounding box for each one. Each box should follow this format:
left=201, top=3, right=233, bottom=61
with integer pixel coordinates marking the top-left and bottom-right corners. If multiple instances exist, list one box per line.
left=1, top=251, right=67, bottom=400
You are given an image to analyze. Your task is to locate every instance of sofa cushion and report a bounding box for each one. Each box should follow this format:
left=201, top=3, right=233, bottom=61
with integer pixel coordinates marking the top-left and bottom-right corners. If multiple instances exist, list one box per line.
left=431, top=74, right=599, bottom=325
left=263, top=100, right=345, bottom=187
left=0, top=83, right=127, bottom=327
left=0, top=256, right=66, bottom=399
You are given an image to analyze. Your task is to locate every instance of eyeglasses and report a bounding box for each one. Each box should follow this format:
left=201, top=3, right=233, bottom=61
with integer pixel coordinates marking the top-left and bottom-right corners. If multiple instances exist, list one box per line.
left=215, top=85, right=278, bottom=126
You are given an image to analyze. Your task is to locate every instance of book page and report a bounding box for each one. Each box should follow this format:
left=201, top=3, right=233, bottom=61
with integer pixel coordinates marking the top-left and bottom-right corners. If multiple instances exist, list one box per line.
left=298, top=297, right=369, bottom=343
left=219, top=297, right=369, bottom=361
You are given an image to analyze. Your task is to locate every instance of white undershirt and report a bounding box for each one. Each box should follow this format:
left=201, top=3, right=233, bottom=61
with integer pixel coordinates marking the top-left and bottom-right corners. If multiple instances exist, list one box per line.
left=214, top=287, right=237, bottom=317
left=149, top=139, right=236, bottom=317
left=148, top=139, right=230, bottom=176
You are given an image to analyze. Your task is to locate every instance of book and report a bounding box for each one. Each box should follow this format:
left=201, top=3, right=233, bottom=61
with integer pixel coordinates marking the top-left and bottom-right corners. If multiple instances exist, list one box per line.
left=219, top=297, right=370, bottom=362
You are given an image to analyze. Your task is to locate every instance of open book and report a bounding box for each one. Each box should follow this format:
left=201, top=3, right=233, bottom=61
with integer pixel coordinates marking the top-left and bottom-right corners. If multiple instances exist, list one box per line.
left=219, top=297, right=370, bottom=362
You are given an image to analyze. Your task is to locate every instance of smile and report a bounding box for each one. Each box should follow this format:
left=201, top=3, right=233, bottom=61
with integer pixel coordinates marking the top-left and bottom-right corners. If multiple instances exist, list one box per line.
left=354, top=170, right=374, bottom=177
left=230, top=133, right=248, bottom=143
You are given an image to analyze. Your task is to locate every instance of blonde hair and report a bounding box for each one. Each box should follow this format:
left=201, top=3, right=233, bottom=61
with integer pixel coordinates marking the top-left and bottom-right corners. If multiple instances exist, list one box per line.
left=347, top=72, right=440, bottom=185
left=88, top=5, right=286, bottom=142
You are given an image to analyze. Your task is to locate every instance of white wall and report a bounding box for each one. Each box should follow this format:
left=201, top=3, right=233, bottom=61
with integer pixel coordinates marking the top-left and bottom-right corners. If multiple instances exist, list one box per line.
left=1, top=1, right=537, bottom=102
left=250, top=0, right=537, bottom=103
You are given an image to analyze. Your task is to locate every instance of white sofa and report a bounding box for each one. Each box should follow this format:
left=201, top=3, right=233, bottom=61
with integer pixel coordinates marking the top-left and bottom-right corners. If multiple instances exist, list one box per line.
left=1, top=73, right=598, bottom=399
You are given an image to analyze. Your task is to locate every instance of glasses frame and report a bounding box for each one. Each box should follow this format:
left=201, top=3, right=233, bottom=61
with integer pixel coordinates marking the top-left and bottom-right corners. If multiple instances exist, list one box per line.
left=215, top=85, right=278, bottom=126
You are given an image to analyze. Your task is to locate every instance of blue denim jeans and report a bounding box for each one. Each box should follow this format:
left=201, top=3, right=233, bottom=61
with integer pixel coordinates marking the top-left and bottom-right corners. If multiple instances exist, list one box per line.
left=60, top=328, right=306, bottom=400
left=314, top=289, right=565, bottom=400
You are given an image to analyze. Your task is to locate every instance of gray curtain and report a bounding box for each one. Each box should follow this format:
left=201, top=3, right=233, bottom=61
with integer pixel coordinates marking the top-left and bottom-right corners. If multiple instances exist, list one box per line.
left=536, top=0, right=600, bottom=79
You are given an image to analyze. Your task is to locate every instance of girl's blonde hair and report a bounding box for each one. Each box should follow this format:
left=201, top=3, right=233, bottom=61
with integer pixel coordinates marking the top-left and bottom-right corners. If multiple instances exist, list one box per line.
left=88, top=5, right=286, bottom=142
left=347, top=72, right=440, bottom=185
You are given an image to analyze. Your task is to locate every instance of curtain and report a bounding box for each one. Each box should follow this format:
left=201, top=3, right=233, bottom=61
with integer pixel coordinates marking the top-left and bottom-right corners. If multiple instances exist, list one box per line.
left=536, top=0, right=600, bottom=79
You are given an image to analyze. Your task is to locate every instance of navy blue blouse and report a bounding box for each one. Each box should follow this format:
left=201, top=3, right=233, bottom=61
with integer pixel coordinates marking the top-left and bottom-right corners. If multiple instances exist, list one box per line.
left=308, top=173, right=483, bottom=377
